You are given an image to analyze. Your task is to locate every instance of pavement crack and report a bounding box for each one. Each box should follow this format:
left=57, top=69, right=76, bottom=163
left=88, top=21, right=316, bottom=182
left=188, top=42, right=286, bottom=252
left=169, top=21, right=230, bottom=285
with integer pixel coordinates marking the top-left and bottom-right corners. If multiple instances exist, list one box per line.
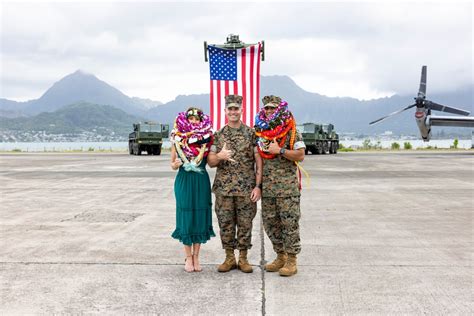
left=0, top=261, right=211, bottom=266
left=259, top=210, right=266, bottom=316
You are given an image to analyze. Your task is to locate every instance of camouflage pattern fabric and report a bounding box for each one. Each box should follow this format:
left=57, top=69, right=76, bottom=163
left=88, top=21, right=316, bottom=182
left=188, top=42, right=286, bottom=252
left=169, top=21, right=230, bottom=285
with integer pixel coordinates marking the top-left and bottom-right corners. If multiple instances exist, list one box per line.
left=262, top=196, right=301, bottom=255
left=262, top=131, right=304, bottom=197
left=262, top=95, right=282, bottom=106
left=225, top=94, right=243, bottom=108
left=211, top=124, right=257, bottom=196
left=215, top=195, right=257, bottom=250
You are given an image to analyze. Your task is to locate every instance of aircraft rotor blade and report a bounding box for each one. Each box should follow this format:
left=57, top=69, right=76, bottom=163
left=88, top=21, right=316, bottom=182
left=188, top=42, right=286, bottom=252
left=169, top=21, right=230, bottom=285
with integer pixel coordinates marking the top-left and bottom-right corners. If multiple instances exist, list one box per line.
left=425, top=100, right=471, bottom=116
left=369, top=104, right=417, bottom=125
left=418, top=65, right=427, bottom=98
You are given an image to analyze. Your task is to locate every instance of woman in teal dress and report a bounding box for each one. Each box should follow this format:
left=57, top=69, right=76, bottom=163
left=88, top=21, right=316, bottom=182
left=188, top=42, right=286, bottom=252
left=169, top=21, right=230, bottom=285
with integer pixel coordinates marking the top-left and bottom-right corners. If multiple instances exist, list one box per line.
left=170, top=107, right=215, bottom=272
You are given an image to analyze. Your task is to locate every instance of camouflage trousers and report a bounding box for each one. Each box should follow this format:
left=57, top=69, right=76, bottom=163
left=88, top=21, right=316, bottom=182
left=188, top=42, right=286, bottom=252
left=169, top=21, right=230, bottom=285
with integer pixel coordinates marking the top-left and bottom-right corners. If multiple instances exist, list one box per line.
left=215, top=194, right=257, bottom=250
left=262, top=196, right=301, bottom=255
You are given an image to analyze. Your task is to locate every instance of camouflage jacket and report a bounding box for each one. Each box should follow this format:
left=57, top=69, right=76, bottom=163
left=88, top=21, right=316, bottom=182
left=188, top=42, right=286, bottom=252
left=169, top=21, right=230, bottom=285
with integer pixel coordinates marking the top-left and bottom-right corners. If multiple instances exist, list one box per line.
left=211, top=124, right=256, bottom=196
left=262, top=132, right=304, bottom=197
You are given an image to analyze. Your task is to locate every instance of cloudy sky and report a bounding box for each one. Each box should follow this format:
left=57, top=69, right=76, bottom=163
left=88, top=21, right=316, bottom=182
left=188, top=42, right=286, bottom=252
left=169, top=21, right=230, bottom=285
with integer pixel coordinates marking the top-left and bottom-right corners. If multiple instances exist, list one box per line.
left=1, top=1, right=472, bottom=103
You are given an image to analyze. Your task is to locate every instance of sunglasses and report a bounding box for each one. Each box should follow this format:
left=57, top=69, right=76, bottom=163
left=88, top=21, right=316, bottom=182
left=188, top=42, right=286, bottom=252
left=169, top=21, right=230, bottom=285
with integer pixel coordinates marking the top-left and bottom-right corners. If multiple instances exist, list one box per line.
left=264, top=106, right=276, bottom=110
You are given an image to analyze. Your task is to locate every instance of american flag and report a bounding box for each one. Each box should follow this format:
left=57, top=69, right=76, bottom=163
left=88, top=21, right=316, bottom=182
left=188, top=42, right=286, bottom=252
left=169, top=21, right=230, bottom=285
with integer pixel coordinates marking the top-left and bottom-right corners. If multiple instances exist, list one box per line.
left=208, top=43, right=262, bottom=130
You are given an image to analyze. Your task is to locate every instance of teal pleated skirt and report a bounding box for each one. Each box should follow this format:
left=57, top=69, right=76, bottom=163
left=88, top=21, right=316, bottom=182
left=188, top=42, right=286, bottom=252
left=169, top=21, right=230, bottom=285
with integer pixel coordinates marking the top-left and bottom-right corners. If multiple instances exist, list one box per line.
left=171, top=158, right=215, bottom=245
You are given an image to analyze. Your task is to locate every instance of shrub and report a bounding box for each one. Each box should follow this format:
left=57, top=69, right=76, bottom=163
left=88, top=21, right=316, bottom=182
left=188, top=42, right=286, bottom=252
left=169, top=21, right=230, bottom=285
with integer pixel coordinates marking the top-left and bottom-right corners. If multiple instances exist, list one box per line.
left=391, top=142, right=400, bottom=150
left=453, top=138, right=459, bottom=149
left=362, top=139, right=372, bottom=150
left=403, top=142, right=412, bottom=150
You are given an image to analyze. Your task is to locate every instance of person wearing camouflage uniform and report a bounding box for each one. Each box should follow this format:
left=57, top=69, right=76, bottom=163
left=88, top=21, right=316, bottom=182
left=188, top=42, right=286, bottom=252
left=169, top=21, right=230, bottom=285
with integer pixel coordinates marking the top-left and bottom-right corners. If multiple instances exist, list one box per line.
left=208, top=94, right=263, bottom=273
left=260, top=95, right=305, bottom=277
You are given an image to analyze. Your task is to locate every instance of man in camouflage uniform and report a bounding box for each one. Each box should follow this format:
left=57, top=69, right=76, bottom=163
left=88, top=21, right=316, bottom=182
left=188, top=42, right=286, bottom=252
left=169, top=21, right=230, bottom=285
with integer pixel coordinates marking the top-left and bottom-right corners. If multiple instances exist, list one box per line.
left=260, top=95, right=305, bottom=277
left=208, top=94, right=263, bottom=273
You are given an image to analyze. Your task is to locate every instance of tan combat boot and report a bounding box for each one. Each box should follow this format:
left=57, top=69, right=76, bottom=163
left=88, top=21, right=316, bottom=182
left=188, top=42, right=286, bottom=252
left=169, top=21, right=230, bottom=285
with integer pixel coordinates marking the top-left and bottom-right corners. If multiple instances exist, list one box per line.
left=238, top=250, right=253, bottom=273
left=279, top=254, right=297, bottom=276
left=265, top=252, right=287, bottom=272
left=217, top=249, right=237, bottom=272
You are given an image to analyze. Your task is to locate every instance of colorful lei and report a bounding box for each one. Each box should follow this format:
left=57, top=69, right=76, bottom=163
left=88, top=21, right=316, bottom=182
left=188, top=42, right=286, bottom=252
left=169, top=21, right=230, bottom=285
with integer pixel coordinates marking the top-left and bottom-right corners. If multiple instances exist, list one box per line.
left=170, top=111, right=213, bottom=172
left=254, top=100, right=297, bottom=160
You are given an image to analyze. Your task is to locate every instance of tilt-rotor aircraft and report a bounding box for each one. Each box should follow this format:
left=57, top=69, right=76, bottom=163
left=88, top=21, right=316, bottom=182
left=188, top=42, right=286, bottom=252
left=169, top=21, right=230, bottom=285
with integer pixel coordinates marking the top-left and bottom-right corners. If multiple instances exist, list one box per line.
left=370, top=66, right=474, bottom=141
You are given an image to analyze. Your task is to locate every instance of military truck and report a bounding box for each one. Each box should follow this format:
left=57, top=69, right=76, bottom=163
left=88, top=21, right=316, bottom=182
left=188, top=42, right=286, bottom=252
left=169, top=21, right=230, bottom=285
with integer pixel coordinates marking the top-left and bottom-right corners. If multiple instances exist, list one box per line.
left=129, top=121, right=169, bottom=155
left=298, top=123, right=339, bottom=155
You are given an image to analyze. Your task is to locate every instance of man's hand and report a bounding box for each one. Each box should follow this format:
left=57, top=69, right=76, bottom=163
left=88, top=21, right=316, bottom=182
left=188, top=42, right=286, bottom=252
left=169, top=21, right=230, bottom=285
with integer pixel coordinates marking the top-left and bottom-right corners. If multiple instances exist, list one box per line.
left=250, top=187, right=261, bottom=202
left=217, top=142, right=236, bottom=163
left=268, top=138, right=282, bottom=155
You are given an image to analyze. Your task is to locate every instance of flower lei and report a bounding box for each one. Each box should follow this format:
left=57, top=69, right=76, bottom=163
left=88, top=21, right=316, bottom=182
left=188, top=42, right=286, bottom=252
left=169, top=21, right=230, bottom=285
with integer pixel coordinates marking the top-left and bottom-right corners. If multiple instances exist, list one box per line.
left=254, top=101, right=310, bottom=190
left=170, top=111, right=213, bottom=172
left=254, top=101, right=297, bottom=159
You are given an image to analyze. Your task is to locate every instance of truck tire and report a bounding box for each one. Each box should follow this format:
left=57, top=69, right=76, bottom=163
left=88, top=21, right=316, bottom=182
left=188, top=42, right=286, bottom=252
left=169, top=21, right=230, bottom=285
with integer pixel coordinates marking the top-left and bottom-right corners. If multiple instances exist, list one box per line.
left=129, top=143, right=133, bottom=155
left=305, top=148, right=309, bottom=155
left=136, top=145, right=141, bottom=155
left=317, top=144, right=323, bottom=155
left=322, top=141, right=329, bottom=154
left=156, top=146, right=162, bottom=155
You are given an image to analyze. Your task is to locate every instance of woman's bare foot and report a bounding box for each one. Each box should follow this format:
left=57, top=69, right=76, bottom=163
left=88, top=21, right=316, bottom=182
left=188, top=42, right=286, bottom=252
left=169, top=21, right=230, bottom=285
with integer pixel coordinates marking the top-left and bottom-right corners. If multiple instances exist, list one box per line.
left=184, top=255, right=194, bottom=272
left=193, top=254, right=202, bottom=272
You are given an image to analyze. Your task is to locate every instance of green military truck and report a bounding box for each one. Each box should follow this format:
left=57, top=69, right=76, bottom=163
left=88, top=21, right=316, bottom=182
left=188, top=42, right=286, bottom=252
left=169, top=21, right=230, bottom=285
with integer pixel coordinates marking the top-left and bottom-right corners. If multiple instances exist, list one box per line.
left=298, top=122, right=339, bottom=155
left=129, top=121, right=169, bottom=155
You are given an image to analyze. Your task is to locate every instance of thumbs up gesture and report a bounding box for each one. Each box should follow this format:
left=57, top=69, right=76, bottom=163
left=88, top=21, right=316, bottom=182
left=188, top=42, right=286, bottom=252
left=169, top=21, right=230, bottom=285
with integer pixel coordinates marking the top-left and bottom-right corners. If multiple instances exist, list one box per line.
left=171, top=158, right=183, bottom=170
left=268, top=138, right=282, bottom=155
left=217, top=142, right=236, bottom=163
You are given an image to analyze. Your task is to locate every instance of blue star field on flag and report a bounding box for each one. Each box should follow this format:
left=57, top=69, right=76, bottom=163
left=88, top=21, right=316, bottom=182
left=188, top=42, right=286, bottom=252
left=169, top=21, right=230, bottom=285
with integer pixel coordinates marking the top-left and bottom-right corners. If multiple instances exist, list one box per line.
left=209, top=46, right=237, bottom=81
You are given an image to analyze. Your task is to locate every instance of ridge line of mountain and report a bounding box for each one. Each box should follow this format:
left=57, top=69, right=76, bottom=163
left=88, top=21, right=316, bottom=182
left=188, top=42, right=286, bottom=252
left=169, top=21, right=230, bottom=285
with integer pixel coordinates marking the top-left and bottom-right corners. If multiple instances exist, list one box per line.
left=1, top=70, right=472, bottom=135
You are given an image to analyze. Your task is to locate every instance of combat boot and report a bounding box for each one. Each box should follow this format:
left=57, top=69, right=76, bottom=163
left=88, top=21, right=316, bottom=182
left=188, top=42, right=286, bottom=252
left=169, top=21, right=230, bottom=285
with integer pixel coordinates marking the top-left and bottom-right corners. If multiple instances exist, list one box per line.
left=217, top=249, right=237, bottom=272
left=238, top=250, right=253, bottom=273
left=265, top=252, right=287, bottom=272
left=279, top=254, right=297, bottom=277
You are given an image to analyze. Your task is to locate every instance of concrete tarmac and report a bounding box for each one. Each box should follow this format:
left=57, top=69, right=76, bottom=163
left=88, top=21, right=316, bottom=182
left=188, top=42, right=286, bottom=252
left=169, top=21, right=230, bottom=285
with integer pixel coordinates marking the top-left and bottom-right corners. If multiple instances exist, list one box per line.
left=1, top=151, right=472, bottom=314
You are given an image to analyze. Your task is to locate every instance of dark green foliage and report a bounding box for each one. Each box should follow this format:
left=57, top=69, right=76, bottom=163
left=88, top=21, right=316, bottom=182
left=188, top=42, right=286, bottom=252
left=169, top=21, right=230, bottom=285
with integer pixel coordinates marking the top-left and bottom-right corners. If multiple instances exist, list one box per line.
left=0, top=102, right=145, bottom=137
left=453, top=138, right=459, bottom=149
left=391, top=142, right=400, bottom=150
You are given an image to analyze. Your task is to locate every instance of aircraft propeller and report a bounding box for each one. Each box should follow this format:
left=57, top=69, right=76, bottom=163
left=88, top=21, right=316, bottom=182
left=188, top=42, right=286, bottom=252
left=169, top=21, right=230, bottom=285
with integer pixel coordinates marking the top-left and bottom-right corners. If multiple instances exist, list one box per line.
left=369, top=65, right=470, bottom=125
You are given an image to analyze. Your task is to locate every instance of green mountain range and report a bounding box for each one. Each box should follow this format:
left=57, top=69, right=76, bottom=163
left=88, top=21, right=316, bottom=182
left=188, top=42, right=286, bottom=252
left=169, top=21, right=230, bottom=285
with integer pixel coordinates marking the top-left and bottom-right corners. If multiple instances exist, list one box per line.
left=0, top=102, right=143, bottom=137
left=1, top=70, right=472, bottom=136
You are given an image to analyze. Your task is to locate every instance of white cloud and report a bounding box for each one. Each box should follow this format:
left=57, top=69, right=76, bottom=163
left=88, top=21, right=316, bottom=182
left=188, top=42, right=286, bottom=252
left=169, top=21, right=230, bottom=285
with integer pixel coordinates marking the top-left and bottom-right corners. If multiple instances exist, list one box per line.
left=1, top=1, right=472, bottom=102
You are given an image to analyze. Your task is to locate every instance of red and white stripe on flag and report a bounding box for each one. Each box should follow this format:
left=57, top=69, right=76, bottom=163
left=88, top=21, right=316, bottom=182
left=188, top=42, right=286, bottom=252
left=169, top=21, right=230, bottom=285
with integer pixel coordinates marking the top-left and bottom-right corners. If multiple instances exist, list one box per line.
left=209, top=43, right=262, bottom=131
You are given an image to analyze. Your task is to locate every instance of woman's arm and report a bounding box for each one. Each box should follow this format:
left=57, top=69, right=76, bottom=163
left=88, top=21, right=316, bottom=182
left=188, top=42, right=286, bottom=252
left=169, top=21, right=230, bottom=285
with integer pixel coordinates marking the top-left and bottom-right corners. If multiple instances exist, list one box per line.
left=170, top=145, right=183, bottom=170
